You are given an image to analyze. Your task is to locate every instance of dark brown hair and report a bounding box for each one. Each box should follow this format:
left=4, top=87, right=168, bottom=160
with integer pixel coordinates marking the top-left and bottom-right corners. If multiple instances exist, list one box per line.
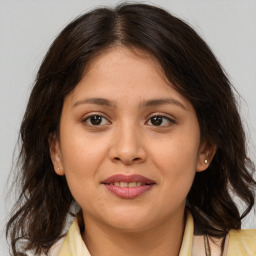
left=6, top=3, right=256, bottom=255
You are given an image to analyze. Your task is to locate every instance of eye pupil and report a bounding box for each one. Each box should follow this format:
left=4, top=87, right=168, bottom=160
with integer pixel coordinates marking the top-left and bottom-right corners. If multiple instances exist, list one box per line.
left=90, top=115, right=102, bottom=125
left=151, top=116, right=163, bottom=126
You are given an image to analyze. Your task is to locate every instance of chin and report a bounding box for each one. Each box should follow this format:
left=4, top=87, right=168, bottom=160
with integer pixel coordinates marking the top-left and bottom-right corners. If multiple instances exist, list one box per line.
left=101, top=207, right=157, bottom=232
left=109, top=220, right=153, bottom=233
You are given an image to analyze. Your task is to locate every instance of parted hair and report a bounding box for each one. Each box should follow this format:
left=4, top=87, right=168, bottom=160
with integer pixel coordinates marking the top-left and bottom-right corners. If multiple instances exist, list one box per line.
left=6, top=3, right=256, bottom=255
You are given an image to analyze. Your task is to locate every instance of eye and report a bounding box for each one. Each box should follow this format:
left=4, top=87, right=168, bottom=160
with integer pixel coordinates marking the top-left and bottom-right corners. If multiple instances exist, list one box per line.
left=146, top=115, right=175, bottom=127
left=82, top=115, right=110, bottom=126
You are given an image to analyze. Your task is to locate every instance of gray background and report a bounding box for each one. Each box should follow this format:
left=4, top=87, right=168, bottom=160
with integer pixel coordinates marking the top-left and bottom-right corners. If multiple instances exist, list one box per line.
left=1, top=0, right=255, bottom=254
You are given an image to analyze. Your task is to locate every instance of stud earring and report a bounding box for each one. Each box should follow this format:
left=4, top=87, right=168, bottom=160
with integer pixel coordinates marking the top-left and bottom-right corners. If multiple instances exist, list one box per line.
left=204, top=159, right=208, bottom=164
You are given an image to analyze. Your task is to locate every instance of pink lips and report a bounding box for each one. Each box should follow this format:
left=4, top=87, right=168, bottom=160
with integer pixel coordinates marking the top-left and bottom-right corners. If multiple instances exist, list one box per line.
left=102, top=174, right=155, bottom=199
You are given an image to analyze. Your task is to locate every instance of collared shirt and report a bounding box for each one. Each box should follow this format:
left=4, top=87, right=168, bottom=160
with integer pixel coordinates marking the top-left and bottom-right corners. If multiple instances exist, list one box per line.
left=57, top=211, right=198, bottom=256
left=46, top=211, right=256, bottom=256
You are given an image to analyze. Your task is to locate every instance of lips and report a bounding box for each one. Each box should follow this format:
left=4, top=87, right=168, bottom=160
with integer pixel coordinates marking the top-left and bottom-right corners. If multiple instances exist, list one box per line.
left=102, top=174, right=156, bottom=199
left=102, top=174, right=155, bottom=184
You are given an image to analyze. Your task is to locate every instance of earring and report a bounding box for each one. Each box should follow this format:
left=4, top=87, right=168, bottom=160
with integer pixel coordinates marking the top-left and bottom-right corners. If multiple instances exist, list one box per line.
left=57, top=167, right=61, bottom=172
left=204, top=159, right=208, bottom=164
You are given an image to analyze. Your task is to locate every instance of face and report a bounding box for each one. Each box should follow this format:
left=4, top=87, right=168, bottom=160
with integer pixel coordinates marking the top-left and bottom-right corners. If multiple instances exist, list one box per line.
left=50, top=47, right=213, bottom=232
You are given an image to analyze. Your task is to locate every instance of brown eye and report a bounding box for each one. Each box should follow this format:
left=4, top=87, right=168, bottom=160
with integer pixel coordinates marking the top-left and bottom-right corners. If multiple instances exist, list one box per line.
left=147, top=115, right=174, bottom=127
left=151, top=116, right=163, bottom=126
left=83, top=115, right=110, bottom=126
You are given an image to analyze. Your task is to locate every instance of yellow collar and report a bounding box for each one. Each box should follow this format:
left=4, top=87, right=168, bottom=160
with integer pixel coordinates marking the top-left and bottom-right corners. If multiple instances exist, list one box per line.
left=58, top=211, right=194, bottom=256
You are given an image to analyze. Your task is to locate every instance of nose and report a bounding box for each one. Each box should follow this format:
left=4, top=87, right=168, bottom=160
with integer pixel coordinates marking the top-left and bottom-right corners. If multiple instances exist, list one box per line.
left=109, top=123, right=147, bottom=165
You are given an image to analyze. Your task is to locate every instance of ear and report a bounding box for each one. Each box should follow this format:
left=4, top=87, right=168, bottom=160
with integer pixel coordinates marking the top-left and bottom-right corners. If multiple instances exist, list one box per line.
left=196, top=141, right=217, bottom=172
left=49, top=133, right=65, bottom=176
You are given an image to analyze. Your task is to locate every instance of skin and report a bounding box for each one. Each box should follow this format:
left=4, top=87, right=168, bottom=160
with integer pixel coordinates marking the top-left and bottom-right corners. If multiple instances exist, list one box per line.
left=50, top=46, right=216, bottom=256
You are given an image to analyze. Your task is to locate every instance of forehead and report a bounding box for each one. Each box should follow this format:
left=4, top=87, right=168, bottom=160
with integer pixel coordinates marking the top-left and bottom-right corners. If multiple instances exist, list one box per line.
left=65, top=46, right=193, bottom=111
left=84, top=46, right=168, bottom=83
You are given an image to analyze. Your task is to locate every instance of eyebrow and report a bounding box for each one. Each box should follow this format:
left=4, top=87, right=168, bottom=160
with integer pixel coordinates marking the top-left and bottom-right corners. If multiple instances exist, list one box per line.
left=73, top=97, right=187, bottom=110
left=139, top=98, right=186, bottom=110
left=73, top=98, right=117, bottom=108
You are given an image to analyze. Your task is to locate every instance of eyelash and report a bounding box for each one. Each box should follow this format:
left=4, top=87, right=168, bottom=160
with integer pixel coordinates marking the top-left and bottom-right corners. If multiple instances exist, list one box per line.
left=82, top=114, right=110, bottom=126
left=146, top=114, right=175, bottom=127
left=82, top=113, right=175, bottom=127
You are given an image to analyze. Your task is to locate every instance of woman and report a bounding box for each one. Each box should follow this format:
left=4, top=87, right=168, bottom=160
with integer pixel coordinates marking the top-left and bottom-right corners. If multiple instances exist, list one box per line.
left=6, top=3, right=256, bottom=256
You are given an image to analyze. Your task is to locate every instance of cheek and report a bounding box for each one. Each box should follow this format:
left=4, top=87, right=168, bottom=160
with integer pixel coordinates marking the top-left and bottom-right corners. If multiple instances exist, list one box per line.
left=58, top=127, right=108, bottom=202
left=151, top=131, right=200, bottom=196
left=59, top=123, right=108, bottom=172
left=152, top=132, right=200, bottom=169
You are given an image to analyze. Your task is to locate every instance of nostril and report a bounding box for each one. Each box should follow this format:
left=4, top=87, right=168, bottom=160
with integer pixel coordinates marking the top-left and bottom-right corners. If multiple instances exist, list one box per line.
left=113, top=157, right=141, bottom=162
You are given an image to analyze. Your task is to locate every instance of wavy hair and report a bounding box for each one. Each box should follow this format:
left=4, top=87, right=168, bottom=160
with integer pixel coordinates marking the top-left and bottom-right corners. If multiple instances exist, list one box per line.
left=6, top=3, right=256, bottom=255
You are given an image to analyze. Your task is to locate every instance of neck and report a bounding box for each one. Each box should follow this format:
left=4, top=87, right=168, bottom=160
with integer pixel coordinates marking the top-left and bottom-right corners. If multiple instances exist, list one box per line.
left=82, top=210, right=185, bottom=256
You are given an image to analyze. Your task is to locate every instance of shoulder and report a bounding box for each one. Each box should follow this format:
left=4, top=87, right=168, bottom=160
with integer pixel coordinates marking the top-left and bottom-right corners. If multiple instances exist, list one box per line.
left=227, top=229, right=256, bottom=256
left=23, top=237, right=65, bottom=256
left=37, top=237, right=65, bottom=256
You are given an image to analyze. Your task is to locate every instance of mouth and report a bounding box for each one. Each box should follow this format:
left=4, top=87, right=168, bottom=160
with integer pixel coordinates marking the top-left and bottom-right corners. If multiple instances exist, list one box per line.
left=104, top=181, right=152, bottom=187
left=102, top=174, right=156, bottom=199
